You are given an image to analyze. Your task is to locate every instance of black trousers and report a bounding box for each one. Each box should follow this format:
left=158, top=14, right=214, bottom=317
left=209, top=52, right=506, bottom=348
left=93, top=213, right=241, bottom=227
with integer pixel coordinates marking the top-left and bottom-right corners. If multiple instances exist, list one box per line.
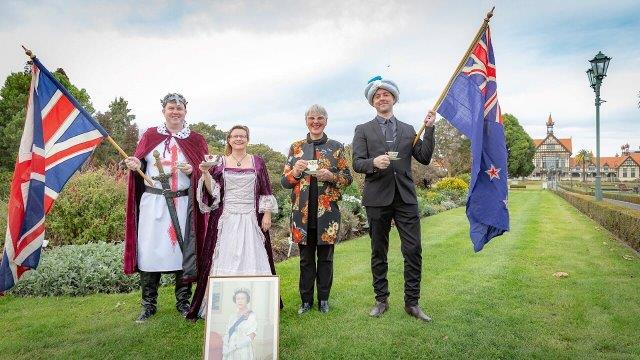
left=298, top=228, right=335, bottom=304
left=139, top=271, right=192, bottom=311
left=365, top=189, right=422, bottom=306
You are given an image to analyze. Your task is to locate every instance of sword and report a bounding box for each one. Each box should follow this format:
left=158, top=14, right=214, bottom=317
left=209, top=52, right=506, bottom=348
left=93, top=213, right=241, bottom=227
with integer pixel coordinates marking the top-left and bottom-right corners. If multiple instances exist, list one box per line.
left=152, top=150, right=184, bottom=248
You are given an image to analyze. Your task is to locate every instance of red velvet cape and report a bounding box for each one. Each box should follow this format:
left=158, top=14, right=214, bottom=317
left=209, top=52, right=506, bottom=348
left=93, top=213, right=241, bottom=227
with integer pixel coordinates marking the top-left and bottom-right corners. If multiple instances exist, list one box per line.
left=123, top=127, right=208, bottom=279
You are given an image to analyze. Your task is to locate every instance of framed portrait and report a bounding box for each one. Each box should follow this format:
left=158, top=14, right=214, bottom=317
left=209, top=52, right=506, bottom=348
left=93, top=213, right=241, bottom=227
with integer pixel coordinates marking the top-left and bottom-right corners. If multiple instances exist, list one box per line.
left=203, top=276, right=280, bottom=360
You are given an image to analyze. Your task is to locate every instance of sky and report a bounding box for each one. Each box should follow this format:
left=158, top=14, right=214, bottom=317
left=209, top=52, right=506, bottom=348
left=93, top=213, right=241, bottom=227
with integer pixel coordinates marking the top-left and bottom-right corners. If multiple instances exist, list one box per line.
left=1, top=0, right=639, bottom=156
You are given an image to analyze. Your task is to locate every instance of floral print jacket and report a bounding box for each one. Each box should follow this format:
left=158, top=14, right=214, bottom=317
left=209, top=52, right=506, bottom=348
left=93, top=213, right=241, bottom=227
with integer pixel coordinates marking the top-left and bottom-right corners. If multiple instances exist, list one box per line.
left=281, top=137, right=352, bottom=245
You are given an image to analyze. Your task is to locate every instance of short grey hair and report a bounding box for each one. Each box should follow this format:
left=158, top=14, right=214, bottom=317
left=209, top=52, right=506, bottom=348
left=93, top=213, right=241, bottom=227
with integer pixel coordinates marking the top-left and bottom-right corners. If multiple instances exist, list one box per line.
left=304, top=104, right=328, bottom=119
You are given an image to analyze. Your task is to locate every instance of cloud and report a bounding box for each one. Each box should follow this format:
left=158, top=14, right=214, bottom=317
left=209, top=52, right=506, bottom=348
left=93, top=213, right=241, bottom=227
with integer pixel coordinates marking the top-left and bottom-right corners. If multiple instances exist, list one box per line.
left=1, top=0, right=638, bottom=158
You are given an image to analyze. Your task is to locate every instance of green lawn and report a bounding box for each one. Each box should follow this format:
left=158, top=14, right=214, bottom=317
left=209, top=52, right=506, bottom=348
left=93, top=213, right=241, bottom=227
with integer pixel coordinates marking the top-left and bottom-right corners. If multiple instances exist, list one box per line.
left=1, top=189, right=639, bottom=359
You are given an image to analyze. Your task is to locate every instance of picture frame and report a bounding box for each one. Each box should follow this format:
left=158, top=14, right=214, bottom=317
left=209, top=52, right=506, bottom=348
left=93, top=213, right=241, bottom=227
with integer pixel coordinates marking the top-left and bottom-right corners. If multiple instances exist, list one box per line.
left=203, top=276, right=280, bottom=360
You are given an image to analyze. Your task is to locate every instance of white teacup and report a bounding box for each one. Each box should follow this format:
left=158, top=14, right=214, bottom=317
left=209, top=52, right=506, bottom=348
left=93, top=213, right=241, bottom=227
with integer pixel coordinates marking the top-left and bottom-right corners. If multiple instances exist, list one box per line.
left=307, top=160, right=319, bottom=172
left=203, top=154, right=220, bottom=165
left=387, top=151, right=399, bottom=159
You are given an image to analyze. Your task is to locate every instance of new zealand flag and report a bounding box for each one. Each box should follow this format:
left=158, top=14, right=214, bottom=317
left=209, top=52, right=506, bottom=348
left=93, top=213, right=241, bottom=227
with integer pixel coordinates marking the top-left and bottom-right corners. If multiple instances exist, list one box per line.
left=437, top=26, right=509, bottom=252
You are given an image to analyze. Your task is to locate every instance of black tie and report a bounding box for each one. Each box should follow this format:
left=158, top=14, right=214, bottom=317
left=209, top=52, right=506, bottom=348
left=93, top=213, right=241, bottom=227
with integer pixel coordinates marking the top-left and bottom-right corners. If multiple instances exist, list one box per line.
left=384, top=120, right=394, bottom=150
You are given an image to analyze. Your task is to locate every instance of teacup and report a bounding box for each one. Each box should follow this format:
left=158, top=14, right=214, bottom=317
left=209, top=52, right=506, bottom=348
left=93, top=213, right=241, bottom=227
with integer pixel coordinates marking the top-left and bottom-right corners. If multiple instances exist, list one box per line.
left=307, top=160, right=319, bottom=172
left=387, top=151, right=399, bottom=159
left=204, top=154, right=220, bottom=165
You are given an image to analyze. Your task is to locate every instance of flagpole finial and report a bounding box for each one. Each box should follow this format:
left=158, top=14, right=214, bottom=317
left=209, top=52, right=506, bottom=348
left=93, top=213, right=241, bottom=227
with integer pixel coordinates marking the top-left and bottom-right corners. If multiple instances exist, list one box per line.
left=21, top=45, right=35, bottom=59
left=485, top=7, right=495, bottom=22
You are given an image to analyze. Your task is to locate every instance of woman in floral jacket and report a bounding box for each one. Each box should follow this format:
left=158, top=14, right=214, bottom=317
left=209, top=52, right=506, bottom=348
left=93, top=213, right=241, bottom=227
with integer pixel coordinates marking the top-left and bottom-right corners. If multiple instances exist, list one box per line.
left=281, top=104, right=352, bottom=315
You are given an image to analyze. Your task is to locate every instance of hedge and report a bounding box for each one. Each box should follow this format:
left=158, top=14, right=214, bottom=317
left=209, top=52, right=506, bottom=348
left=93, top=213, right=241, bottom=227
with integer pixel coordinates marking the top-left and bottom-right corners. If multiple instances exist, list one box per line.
left=604, top=192, right=640, bottom=206
left=558, top=183, right=640, bottom=205
left=553, top=190, right=640, bottom=251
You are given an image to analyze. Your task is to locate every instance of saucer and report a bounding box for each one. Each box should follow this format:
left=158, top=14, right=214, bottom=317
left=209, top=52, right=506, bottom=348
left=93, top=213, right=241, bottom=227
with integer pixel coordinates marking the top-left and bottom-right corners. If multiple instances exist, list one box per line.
left=389, top=157, right=401, bottom=161
left=305, top=170, right=319, bottom=176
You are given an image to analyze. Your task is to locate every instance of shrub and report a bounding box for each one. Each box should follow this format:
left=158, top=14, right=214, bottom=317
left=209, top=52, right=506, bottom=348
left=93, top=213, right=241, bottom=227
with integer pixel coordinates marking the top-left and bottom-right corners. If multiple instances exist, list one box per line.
left=10, top=242, right=133, bottom=296
left=603, top=192, right=640, bottom=205
left=417, top=197, right=440, bottom=217
left=558, top=184, right=640, bottom=205
left=423, top=190, right=446, bottom=205
left=339, top=195, right=365, bottom=217
left=9, top=242, right=175, bottom=297
left=274, top=188, right=292, bottom=224
left=553, top=190, right=640, bottom=251
left=0, top=198, right=6, bottom=249
left=342, top=182, right=361, bottom=197
left=268, top=225, right=294, bottom=263
left=456, top=173, right=471, bottom=185
left=46, top=169, right=127, bottom=246
left=440, top=200, right=457, bottom=210
left=434, top=177, right=468, bottom=192
left=338, top=205, right=364, bottom=241
left=0, top=169, right=12, bottom=199
left=438, top=188, right=467, bottom=205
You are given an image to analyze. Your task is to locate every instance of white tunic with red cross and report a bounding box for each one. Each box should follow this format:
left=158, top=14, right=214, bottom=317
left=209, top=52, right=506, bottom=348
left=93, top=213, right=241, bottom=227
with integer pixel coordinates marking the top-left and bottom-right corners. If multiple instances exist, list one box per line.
left=137, top=135, right=190, bottom=272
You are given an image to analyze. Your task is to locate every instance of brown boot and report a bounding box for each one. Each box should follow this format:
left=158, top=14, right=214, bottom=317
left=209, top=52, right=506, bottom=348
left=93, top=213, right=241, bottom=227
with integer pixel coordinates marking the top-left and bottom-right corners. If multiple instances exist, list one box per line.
left=404, top=304, right=432, bottom=322
left=369, top=300, right=389, bottom=317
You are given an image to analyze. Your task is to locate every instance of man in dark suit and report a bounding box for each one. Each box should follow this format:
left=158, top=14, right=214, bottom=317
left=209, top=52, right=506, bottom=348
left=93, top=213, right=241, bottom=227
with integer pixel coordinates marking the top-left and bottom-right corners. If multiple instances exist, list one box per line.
left=352, top=77, right=436, bottom=322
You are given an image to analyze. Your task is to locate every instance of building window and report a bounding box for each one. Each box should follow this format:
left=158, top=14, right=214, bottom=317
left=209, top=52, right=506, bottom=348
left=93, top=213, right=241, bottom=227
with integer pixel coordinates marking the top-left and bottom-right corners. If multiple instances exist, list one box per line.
left=622, top=168, right=627, bottom=178
left=632, top=168, right=637, bottom=178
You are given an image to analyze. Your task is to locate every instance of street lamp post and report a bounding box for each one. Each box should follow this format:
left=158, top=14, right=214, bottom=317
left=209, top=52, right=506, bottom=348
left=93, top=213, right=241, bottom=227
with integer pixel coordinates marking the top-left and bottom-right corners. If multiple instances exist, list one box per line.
left=586, top=51, right=611, bottom=201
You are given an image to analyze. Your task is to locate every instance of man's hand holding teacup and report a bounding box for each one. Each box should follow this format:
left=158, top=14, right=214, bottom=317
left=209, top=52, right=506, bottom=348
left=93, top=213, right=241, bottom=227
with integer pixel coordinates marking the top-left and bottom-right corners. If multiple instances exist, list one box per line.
left=373, top=154, right=390, bottom=170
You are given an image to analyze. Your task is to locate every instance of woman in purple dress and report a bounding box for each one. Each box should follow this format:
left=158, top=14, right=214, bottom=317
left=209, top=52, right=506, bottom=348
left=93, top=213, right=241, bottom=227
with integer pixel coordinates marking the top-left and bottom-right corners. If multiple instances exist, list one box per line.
left=186, top=125, right=279, bottom=320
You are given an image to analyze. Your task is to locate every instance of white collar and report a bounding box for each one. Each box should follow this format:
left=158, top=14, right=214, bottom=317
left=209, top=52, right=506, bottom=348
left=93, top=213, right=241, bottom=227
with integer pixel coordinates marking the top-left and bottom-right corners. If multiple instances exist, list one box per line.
left=157, top=123, right=190, bottom=139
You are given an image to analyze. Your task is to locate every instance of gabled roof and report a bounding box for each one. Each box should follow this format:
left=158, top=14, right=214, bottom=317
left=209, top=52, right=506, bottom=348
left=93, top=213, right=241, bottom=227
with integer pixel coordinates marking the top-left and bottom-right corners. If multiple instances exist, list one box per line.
left=598, top=156, right=626, bottom=168
left=570, top=155, right=640, bottom=169
left=533, top=134, right=572, bottom=153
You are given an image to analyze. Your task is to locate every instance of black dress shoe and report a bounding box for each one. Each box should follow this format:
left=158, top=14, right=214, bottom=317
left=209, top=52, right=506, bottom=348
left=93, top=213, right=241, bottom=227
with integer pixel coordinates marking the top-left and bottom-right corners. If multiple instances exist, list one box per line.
left=404, top=305, right=432, bottom=322
left=318, top=300, right=329, bottom=313
left=135, top=306, right=157, bottom=323
left=369, top=300, right=389, bottom=317
left=176, top=302, right=190, bottom=317
left=298, top=302, right=312, bottom=315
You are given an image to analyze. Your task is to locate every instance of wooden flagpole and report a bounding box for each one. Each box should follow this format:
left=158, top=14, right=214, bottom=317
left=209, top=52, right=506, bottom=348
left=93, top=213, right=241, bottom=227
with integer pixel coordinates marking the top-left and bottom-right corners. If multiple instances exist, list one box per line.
left=21, top=45, right=154, bottom=186
left=413, top=7, right=495, bottom=145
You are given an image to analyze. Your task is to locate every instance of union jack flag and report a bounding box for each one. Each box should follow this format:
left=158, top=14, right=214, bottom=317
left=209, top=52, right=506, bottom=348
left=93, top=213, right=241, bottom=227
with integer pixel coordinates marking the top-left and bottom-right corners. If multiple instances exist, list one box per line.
left=437, top=26, right=509, bottom=252
left=0, top=57, right=108, bottom=292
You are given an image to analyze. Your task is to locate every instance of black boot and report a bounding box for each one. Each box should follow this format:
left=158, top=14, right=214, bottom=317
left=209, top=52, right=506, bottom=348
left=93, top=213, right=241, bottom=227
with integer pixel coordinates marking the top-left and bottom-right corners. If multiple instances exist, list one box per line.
left=136, top=271, right=160, bottom=323
left=174, top=271, right=192, bottom=317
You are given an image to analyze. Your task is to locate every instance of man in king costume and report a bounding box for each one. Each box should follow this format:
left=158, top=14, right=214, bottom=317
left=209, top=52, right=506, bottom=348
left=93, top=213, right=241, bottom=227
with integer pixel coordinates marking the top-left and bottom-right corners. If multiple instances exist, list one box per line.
left=123, top=93, right=208, bottom=323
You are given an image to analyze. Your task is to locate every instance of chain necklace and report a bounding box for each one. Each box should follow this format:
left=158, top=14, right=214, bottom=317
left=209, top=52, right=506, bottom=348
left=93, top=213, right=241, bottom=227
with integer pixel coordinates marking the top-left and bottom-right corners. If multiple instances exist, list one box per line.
left=230, top=153, right=248, bottom=167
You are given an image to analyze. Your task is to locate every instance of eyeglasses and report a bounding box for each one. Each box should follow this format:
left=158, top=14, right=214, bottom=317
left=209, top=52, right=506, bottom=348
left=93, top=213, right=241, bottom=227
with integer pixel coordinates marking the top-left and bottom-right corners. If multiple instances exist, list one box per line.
left=230, top=135, right=247, bottom=139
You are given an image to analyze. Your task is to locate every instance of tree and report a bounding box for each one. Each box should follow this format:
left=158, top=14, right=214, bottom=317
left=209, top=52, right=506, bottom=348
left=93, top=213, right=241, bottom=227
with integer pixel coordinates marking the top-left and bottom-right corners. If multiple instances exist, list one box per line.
left=575, top=149, right=593, bottom=182
left=91, top=97, right=139, bottom=167
left=189, top=122, right=226, bottom=153
left=503, top=113, right=535, bottom=178
left=433, top=118, right=471, bottom=176
left=0, top=66, right=95, bottom=170
left=247, top=143, right=287, bottom=192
